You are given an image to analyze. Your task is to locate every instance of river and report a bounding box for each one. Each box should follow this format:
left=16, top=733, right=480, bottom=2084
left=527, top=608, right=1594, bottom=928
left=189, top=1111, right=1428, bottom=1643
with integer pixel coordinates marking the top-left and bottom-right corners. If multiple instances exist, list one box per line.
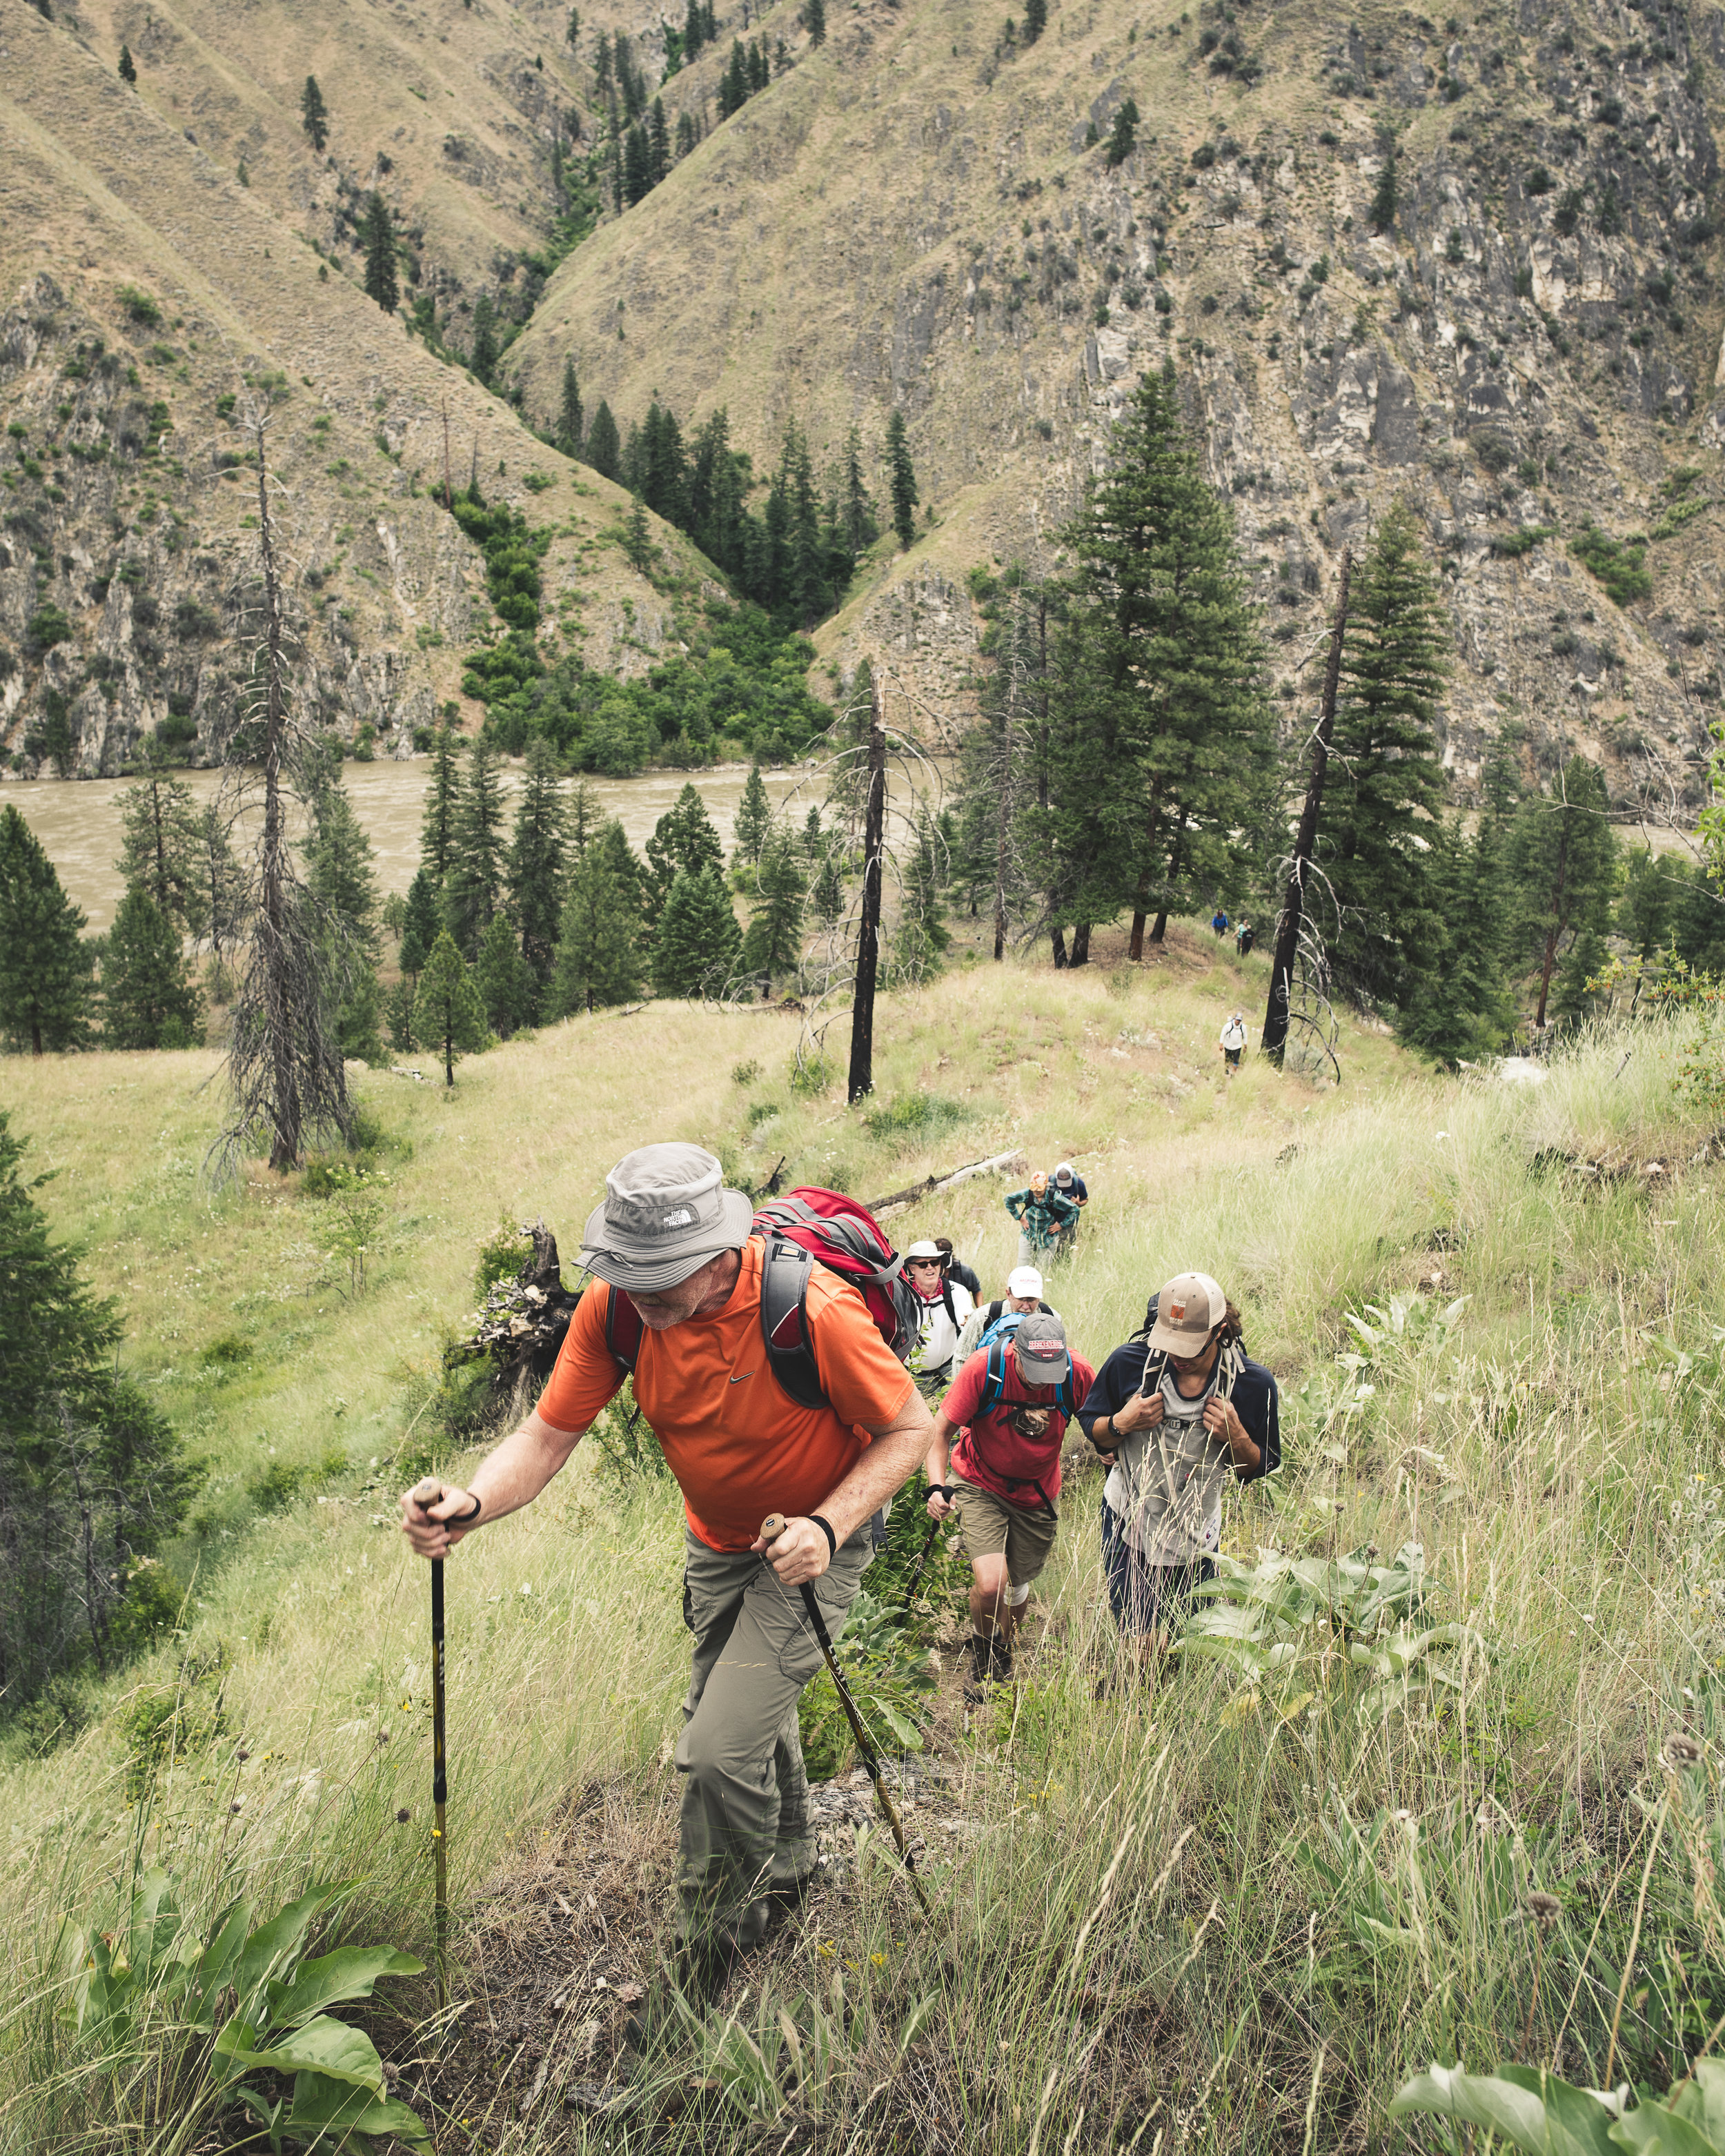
left=1, top=760, right=821, bottom=933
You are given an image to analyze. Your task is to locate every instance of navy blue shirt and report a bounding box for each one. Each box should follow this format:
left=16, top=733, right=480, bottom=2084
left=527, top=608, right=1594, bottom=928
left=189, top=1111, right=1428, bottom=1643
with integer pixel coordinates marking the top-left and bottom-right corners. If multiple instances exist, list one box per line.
left=1052, top=1174, right=1088, bottom=1206
left=1077, top=1340, right=1280, bottom=1484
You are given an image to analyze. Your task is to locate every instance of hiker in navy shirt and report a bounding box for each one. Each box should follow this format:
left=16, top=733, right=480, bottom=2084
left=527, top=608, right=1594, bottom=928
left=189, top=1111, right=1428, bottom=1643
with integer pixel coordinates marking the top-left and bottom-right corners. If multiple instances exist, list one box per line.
left=1078, top=1271, right=1279, bottom=1683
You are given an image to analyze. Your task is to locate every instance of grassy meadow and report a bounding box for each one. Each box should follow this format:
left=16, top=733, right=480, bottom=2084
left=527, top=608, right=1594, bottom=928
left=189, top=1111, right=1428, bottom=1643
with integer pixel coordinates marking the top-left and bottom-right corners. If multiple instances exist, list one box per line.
left=3, top=931, right=1725, bottom=2153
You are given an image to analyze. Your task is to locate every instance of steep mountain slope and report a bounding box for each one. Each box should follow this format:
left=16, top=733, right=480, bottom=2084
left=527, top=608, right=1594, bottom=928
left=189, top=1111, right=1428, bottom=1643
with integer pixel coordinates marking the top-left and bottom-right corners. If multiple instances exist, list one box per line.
left=0, top=2, right=694, bottom=776
left=513, top=0, right=1725, bottom=805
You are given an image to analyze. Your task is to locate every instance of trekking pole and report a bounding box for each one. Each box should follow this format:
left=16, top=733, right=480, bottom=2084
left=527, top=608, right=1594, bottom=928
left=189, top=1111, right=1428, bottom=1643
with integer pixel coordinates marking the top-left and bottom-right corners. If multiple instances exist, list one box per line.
left=760, top=1516, right=933, bottom=1919
left=408, top=1478, right=452, bottom=2011
left=902, top=1513, right=945, bottom=1608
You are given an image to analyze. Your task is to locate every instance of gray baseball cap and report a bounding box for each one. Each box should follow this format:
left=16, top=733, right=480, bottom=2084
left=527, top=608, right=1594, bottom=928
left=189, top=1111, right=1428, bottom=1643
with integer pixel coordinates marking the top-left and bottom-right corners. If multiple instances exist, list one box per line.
left=1146, top=1272, right=1227, bottom=1358
left=1012, top=1312, right=1071, bottom=1389
left=579, top=1143, right=753, bottom=1292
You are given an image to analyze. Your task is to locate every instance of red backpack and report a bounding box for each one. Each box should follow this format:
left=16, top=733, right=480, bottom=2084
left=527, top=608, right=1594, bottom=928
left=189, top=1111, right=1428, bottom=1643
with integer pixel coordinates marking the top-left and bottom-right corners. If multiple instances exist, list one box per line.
left=603, top=1186, right=918, bottom=1410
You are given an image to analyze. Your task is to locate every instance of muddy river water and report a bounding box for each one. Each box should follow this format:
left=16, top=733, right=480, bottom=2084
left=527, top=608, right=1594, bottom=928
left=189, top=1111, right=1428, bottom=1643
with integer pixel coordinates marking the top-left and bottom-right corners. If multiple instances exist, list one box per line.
left=3, top=760, right=820, bottom=933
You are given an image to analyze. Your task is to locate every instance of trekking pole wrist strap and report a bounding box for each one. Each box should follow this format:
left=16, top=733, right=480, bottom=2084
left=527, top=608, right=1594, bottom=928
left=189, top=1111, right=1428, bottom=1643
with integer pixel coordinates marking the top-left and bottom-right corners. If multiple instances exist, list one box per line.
left=448, top=1492, right=482, bottom=1525
left=809, top=1514, right=837, bottom=1559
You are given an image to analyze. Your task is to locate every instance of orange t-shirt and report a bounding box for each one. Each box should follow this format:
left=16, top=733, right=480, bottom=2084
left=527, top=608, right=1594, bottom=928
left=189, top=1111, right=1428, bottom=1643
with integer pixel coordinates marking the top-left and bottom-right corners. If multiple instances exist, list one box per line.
left=535, top=1236, right=915, bottom=1551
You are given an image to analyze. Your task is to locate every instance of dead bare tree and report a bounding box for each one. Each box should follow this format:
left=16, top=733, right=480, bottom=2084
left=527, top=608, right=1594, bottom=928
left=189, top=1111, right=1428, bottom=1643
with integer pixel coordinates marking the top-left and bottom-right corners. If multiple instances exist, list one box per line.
left=206, top=415, right=355, bottom=1179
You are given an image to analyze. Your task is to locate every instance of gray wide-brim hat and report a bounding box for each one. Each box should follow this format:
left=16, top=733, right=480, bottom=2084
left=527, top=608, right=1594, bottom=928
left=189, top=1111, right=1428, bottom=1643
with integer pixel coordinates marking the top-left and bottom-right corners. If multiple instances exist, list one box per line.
left=580, top=1142, right=754, bottom=1294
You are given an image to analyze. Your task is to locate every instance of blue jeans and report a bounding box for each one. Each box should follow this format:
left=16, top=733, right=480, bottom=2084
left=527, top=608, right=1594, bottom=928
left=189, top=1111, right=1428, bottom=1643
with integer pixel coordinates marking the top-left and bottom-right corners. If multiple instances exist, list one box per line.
left=1101, top=1501, right=1214, bottom=1635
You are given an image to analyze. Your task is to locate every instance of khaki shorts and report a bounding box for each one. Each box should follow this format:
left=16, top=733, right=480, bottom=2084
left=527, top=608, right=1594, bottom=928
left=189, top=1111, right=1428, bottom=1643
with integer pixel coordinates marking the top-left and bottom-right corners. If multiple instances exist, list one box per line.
left=949, top=1470, right=1058, bottom=1588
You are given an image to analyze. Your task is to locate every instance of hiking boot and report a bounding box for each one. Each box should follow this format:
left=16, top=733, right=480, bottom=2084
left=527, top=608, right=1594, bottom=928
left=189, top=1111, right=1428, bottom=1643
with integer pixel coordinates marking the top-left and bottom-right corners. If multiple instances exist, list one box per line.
left=622, top=1937, right=740, bottom=2055
left=962, top=1633, right=993, bottom=1704
left=988, top=1635, right=1015, bottom=1685
left=765, top=1870, right=817, bottom=1928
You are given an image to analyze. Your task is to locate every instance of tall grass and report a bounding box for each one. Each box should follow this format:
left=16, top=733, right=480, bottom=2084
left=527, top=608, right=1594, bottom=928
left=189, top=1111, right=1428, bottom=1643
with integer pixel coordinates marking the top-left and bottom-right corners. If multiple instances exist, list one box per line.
left=3, top=970, right=1723, bottom=2149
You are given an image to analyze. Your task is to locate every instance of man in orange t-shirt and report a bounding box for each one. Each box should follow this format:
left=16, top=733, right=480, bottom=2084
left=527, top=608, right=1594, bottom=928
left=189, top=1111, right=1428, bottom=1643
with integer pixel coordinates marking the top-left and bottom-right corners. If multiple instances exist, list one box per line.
left=400, top=1143, right=929, bottom=2008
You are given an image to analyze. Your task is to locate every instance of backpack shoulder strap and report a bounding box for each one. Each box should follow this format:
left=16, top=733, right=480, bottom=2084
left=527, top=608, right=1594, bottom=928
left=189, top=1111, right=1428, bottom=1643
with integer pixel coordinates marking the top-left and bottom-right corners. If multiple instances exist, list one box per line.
left=603, top=1284, right=642, bottom=1376
left=758, top=1239, right=827, bottom=1411
left=978, top=1338, right=1010, bottom=1418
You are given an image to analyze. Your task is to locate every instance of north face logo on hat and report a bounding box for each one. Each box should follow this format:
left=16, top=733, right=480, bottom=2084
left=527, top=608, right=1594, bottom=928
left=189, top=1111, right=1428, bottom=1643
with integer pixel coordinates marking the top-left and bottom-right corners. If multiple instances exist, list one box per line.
left=660, top=1209, right=694, bottom=1228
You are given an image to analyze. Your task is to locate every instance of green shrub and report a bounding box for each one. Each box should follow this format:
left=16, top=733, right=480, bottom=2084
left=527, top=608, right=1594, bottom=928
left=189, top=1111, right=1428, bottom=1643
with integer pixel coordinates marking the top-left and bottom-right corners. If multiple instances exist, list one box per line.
left=789, top=1052, right=834, bottom=1097
left=121, top=1647, right=227, bottom=1799
left=116, top=285, right=162, bottom=328
left=862, top=1091, right=965, bottom=1147
left=1570, top=523, right=1652, bottom=605
left=472, top=1217, right=533, bottom=1296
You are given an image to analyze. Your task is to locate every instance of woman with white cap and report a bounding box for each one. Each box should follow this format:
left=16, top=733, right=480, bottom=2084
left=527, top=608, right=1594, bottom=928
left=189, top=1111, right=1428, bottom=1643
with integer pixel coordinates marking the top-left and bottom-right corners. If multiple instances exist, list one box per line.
left=1076, top=1271, right=1280, bottom=1680
left=902, top=1240, right=975, bottom=1399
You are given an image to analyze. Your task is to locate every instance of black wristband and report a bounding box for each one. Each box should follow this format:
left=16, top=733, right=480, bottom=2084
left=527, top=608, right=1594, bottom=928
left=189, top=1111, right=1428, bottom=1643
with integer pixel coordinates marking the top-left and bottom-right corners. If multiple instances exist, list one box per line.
left=449, top=1492, right=482, bottom=1525
left=809, top=1514, right=837, bottom=1559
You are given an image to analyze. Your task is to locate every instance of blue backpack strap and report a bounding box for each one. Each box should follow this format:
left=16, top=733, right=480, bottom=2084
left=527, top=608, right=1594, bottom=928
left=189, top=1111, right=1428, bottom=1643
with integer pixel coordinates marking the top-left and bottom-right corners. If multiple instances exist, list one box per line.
left=977, top=1338, right=1009, bottom=1418
left=758, top=1238, right=827, bottom=1410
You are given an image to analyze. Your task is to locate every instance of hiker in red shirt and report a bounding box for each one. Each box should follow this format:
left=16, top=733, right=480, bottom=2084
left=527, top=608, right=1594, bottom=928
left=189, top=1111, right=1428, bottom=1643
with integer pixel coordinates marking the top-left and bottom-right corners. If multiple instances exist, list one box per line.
left=400, top=1145, right=931, bottom=2021
left=920, top=1314, right=1095, bottom=1699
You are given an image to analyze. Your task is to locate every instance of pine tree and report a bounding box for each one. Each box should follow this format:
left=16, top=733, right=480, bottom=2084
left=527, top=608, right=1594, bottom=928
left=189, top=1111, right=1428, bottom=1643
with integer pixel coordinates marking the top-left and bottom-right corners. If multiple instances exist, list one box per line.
left=1104, top=97, right=1140, bottom=168
left=647, top=97, right=671, bottom=185
left=586, top=399, right=622, bottom=483
left=801, top=804, right=824, bottom=860
left=303, top=752, right=384, bottom=1061
left=805, top=0, right=827, bottom=43
left=119, top=42, right=137, bottom=83
left=1023, top=0, right=1047, bottom=41
left=1508, top=752, right=1617, bottom=1029
left=506, top=735, right=570, bottom=1003
left=885, top=411, right=918, bottom=551
left=622, top=495, right=655, bottom=575
left=413, top=930, right=489, bottom=1085
left=444, top=735, right=508, bottom=956
left=399, top=864, right=442, bottom=981
left=0, top=1110, right=197, bottom=1699
left=556, top=358, right=584, bottom=458
left=475, top=913, right=535, bottom=1038
left=548, top=821, right=642, bottom=1013
left=644, top=782, right=724, bottom=924
left=684, top=0, right=707, bottom=61
left=841, top=426, right=876, bottom=560
left=469, top=295, right=499, bottom=384
left=733, top=760, right=773, bottom=867
left=742, top=835, right=805, bottom=982
left=1367, top=143, right=1399, bottom=234
left=103, top=885, right=204, bottom=1049
left=1040, top=364, right=1272, bottom=962
left=1323, top=499, right=1452, bottom=1011
left=0, top=806, right=95, bottom=1056
left=623, top=121, right=652, bottom=204
left=748, top=37, right=770, bottom=90
left=676, top=110, right=698, bottom=159
left=419, top=725, right=464, bottom=890
left=889, top=807, right=949, bottom=984
left=651, top=865, right=743, bottom=998
left=301, top=74, right=329, bottom=151
left=1392, top=822, right=1516, bottom=1066
left=117, top=772, right=210, bottom=942
left=720, top=40, right=748, bottom=116
left=360, top=192, right=399, bottom=313
left=810, top=845, right=845, bottom=929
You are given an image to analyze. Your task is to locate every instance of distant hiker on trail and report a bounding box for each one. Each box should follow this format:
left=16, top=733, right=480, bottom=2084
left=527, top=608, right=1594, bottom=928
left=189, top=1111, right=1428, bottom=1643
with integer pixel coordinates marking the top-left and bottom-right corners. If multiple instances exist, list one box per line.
left=400, top=1144, right=932, bottom=2018
left=934, top=1236, right=982, bottom=1300
left=953, top=1263, right=1056, bottom=1365
left=1211, top=907, right=1230, bottom=939
left=903, top=1238, right=975, bottom=1400
left=1077, top=1272, right=1279, bottom=1682
left=924, top=1314, right=1096, bottom=1700
left=1219, top=1010, right=1248, bottom=1076
left=1049, top=1160, right=1088, bottom=1254
left=1005, top=1171, right=1079, bottom=1269
left=1235, top=919, right=1254, bottom=958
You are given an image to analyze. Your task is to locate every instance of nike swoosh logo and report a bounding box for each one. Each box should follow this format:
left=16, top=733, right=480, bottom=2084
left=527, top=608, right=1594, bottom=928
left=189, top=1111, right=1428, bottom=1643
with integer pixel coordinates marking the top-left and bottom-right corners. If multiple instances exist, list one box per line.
left=729, top=1372, right=757, bottom=1385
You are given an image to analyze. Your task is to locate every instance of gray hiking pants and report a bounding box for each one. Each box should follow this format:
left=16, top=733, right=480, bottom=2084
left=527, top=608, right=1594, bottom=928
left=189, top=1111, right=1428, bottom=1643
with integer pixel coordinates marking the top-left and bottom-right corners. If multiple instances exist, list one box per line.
left=676, top=1523, right=871, bottom=1952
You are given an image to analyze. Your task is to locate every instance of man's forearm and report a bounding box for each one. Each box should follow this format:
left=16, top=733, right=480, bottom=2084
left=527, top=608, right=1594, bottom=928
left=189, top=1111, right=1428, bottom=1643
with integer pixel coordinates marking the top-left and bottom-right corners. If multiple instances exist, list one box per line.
left=923, top=1416, right=954, bottom=1490
left=818, top=1387, right=935, bottom=1544
left=466, top=1407, right=586, bottom=1523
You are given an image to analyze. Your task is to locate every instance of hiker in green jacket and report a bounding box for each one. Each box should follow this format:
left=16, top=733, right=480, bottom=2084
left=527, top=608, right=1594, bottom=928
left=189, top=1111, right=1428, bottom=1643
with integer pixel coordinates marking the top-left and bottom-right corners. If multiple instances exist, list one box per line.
left=1005, top=1171, right=1079, bottom=1270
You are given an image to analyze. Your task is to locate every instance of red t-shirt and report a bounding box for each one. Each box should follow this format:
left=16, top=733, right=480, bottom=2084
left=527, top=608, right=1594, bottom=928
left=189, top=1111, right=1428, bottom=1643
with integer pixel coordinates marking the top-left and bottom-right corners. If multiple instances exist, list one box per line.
left=943, top=1344, right=1096, bottom=1511
left=535, top=1236, right=915, bottom=1551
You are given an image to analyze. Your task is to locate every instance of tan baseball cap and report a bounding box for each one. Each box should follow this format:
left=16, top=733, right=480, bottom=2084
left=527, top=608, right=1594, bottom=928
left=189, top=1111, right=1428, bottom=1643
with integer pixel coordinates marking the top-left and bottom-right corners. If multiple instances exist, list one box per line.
left=1012, top=1312, right=1071, bottom=1389
left=1146, top=1272, right=1228, bottom=1358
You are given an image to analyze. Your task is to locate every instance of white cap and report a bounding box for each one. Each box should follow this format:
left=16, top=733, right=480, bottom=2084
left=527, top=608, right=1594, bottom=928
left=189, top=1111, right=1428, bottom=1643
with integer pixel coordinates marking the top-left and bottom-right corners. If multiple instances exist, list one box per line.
left=1054, top=1161, right=1075, bottom=1183
left=1007, top=1265, right=1043, bottom=1299
left=904, top=1240, right=943, bottom=1261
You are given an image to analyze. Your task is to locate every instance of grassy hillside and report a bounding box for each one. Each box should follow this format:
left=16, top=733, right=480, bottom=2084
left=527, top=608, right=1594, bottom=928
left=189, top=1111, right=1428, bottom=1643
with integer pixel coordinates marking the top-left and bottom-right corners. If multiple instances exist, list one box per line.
left=5, top=942, right=1725, bottom=2148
